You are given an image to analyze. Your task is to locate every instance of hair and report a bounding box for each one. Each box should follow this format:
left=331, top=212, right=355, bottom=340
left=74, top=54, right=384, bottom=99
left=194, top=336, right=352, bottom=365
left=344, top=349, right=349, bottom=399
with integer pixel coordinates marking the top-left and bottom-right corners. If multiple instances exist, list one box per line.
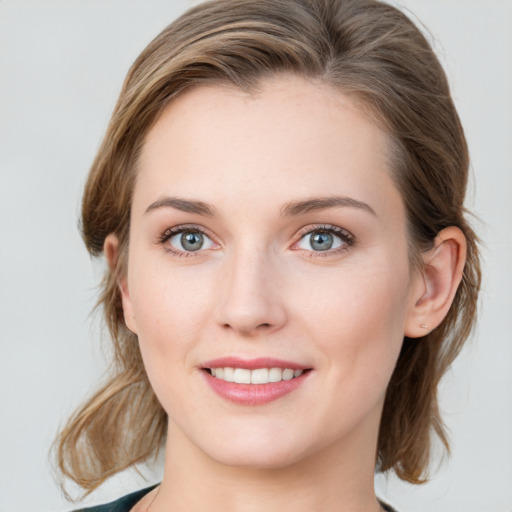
left=54, top=0, right=481, bottom=496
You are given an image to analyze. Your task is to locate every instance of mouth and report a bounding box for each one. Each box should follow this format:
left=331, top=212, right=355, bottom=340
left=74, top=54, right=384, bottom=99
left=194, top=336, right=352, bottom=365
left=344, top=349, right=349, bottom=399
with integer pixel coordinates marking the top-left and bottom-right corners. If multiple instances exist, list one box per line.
left=205, top=367, right=306, bottom=384
left=200, top=357, right=312, bottom=405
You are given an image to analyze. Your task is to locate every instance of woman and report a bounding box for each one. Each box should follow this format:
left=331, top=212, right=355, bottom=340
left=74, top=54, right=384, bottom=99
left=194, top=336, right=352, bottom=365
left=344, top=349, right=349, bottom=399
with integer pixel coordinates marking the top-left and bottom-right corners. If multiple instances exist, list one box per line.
left=55, top=0, right=481, bottom=510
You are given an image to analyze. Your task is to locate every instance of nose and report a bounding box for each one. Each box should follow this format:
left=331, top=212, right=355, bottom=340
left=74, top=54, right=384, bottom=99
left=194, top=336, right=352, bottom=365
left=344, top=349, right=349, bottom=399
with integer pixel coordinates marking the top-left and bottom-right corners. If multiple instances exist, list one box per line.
left=214, top=249, right=287, bottom=337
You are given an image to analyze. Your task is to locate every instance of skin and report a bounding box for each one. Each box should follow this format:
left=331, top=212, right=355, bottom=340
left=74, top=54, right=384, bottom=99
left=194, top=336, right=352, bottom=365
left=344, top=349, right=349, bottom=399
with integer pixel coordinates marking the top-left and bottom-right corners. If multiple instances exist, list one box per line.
left=105, top=75, right=466, bottom=512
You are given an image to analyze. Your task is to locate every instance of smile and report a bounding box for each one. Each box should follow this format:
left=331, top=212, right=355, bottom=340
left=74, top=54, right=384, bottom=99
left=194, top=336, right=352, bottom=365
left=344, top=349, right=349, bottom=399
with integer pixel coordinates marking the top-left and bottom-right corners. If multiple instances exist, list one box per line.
left=208, top=367, right=304, bottom=384
left=201, top=358, right=312, bottom=405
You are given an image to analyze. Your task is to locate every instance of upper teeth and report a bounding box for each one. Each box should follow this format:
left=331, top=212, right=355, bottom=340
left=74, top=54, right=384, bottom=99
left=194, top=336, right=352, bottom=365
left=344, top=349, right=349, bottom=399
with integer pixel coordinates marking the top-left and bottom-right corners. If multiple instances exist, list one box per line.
left=210, top=367, right=303, bottom=384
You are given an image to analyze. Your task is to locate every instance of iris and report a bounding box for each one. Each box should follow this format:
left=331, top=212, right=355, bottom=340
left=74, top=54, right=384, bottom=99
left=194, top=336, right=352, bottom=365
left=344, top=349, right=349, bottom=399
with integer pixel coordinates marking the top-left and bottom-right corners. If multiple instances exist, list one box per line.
left=310, top=232, right=333, bottom=251
left=181, top=232, right=204, bottom=251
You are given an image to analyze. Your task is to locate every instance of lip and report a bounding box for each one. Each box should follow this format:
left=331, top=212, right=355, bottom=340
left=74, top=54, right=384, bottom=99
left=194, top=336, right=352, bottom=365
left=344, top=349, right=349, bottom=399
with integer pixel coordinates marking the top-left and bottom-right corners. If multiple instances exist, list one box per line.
left=202, top=357, right=309, bottom=371
left=200, top=357, right=312, bottom=406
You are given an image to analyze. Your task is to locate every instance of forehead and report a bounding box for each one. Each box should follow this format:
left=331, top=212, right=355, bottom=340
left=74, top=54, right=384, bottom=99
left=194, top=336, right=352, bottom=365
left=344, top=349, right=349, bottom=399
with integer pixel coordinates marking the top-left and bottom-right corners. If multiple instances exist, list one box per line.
left=135, top=75, right=401, bottom=221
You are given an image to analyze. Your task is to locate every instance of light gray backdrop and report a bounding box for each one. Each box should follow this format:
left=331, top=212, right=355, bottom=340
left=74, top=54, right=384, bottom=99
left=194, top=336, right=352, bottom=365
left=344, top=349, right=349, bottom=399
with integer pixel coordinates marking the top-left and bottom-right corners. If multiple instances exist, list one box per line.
left=0, top=1, right=511, bottom=511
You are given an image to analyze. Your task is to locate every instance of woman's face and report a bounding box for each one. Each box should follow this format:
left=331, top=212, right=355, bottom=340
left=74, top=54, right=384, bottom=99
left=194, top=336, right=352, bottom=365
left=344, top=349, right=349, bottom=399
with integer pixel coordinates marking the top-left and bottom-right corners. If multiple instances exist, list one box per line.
left=118, top=76, right=425, bottom=469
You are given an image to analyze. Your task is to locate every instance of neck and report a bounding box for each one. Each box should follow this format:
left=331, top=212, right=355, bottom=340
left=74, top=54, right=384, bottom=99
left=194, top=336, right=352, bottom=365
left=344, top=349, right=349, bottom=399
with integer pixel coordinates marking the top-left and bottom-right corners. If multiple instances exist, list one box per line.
left=151, top=419, right=383, bottom=512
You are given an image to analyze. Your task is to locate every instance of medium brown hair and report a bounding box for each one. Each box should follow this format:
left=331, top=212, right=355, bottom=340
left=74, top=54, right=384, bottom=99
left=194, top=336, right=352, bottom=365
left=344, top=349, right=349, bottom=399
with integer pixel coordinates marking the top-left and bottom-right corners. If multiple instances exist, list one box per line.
left=55, top=0, right=481, bottom=495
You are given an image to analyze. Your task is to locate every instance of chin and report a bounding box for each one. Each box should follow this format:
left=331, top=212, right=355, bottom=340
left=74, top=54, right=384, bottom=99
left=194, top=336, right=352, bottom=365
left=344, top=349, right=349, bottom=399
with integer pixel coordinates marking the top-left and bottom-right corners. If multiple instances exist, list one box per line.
left=209, top=443, right=306, bottom=470
left=194, top=423, right=318, bottom=470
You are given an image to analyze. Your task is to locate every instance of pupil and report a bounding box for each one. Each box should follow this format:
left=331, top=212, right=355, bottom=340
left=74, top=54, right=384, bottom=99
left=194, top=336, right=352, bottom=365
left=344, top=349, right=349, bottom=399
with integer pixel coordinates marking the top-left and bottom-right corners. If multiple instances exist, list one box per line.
left=181, top=232, right=203, bottom=251
left=311, top=232, right=333, bottom=251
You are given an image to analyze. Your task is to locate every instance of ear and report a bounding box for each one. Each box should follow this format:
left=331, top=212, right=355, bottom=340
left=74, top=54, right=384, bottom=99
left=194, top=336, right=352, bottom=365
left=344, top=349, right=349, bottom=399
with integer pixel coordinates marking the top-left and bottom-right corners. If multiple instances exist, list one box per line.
left=104, top=234, right=138, bottom=335
left=405, top=226, right=467, bottom=338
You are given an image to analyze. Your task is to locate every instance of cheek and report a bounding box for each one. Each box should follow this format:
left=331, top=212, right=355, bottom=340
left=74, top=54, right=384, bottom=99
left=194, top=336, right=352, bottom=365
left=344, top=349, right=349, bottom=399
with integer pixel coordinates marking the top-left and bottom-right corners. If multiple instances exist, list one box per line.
left=297, top=257, right=411, bottom=380
left=126, top=269, right=205, bottom=415
left=126, top=255, right=218, bottom=381
left=129, top=250, right=209, bottom=328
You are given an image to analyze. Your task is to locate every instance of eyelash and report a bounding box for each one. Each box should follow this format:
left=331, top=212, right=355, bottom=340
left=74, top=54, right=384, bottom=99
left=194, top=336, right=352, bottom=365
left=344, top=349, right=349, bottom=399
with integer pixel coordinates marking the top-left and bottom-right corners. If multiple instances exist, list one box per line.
left=157, top=224, right=355, bottom=258
left=293, top=224, right=355, bottom=257
left=158, top=224, right=214, bottom=258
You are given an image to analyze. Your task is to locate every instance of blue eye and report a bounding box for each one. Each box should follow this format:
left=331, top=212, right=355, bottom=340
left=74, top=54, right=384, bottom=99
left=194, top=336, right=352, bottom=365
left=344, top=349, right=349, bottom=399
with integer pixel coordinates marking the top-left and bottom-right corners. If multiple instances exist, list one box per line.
left=296, top=227, right=350, bottom=252
left=167, top=230, right=214, bottom=252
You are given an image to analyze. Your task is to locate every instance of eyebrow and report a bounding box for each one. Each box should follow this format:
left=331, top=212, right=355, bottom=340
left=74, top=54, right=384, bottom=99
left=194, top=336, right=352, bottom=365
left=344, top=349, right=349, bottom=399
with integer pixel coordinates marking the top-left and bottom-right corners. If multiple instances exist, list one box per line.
left=144, top=195, right=377, bottom=218
left=280, top=196, right=377, bottom=217
left=144, top=197, right=218, bottom=217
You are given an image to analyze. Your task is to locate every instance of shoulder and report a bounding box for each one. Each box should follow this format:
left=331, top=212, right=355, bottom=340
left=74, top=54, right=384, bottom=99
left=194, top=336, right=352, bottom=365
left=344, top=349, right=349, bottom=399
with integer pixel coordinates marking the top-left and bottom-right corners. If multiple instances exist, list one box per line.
left=71, top=485, right=158, bottom=512
left=70, top=487, right=395, bottom=512
left=379, top=499, right=399, bottom=512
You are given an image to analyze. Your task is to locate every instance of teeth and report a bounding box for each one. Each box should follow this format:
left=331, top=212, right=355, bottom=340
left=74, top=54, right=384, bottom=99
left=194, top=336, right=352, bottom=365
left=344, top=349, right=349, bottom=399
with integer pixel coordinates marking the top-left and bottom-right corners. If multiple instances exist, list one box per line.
left=209, top=367, right=304, bottom=384
left=251, top=368, right=269, bottom=384
left=282, top=369, right=294, bottom=380
left=269, top=367, right=282, bottom=382
left=223, top=367, right=235, bottom=382
left=233, top=368, right=251, bottom=384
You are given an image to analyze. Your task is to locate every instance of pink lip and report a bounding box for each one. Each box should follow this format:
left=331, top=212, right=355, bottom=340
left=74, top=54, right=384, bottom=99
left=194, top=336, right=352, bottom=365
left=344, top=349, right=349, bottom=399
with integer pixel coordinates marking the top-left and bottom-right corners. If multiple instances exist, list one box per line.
left=202, top=357, right=309, bottom=370
left=200, top=357, right=312, bottom=406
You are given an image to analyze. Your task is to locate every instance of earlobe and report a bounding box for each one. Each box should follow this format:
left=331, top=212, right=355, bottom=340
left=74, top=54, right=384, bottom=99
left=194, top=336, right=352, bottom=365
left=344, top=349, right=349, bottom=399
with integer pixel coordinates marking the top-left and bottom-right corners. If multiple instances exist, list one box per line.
left=405, top=227, right=467, bottom=338
left=103, top=234, right=138, bottom=335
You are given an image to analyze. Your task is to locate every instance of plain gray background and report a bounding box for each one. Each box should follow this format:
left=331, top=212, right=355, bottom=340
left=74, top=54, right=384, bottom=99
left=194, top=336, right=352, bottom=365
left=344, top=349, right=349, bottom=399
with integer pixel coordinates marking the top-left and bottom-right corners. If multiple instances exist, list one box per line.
left=0, top=1, right=511, bottom=511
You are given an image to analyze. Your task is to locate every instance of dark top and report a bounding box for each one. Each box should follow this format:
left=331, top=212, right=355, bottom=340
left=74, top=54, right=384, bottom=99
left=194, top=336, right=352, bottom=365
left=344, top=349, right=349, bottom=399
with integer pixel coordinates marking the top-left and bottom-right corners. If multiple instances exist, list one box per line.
left=73, top=485, right=158, bottom=512
left=74, top=485, right=398, bottom=512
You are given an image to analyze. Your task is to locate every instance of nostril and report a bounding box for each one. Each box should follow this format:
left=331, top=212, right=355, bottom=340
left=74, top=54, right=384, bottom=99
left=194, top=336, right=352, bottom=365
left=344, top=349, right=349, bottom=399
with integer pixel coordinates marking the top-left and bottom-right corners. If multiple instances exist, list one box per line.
left=221, top=321, right=273, bottom=333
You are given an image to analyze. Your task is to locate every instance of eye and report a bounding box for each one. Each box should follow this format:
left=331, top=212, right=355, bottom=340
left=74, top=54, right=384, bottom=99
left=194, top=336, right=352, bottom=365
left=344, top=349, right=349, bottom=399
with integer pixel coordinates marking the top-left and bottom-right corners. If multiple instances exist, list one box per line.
left=294, top=226, right=353, bottom=253
left=163, top=228, right=216, bottom=254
